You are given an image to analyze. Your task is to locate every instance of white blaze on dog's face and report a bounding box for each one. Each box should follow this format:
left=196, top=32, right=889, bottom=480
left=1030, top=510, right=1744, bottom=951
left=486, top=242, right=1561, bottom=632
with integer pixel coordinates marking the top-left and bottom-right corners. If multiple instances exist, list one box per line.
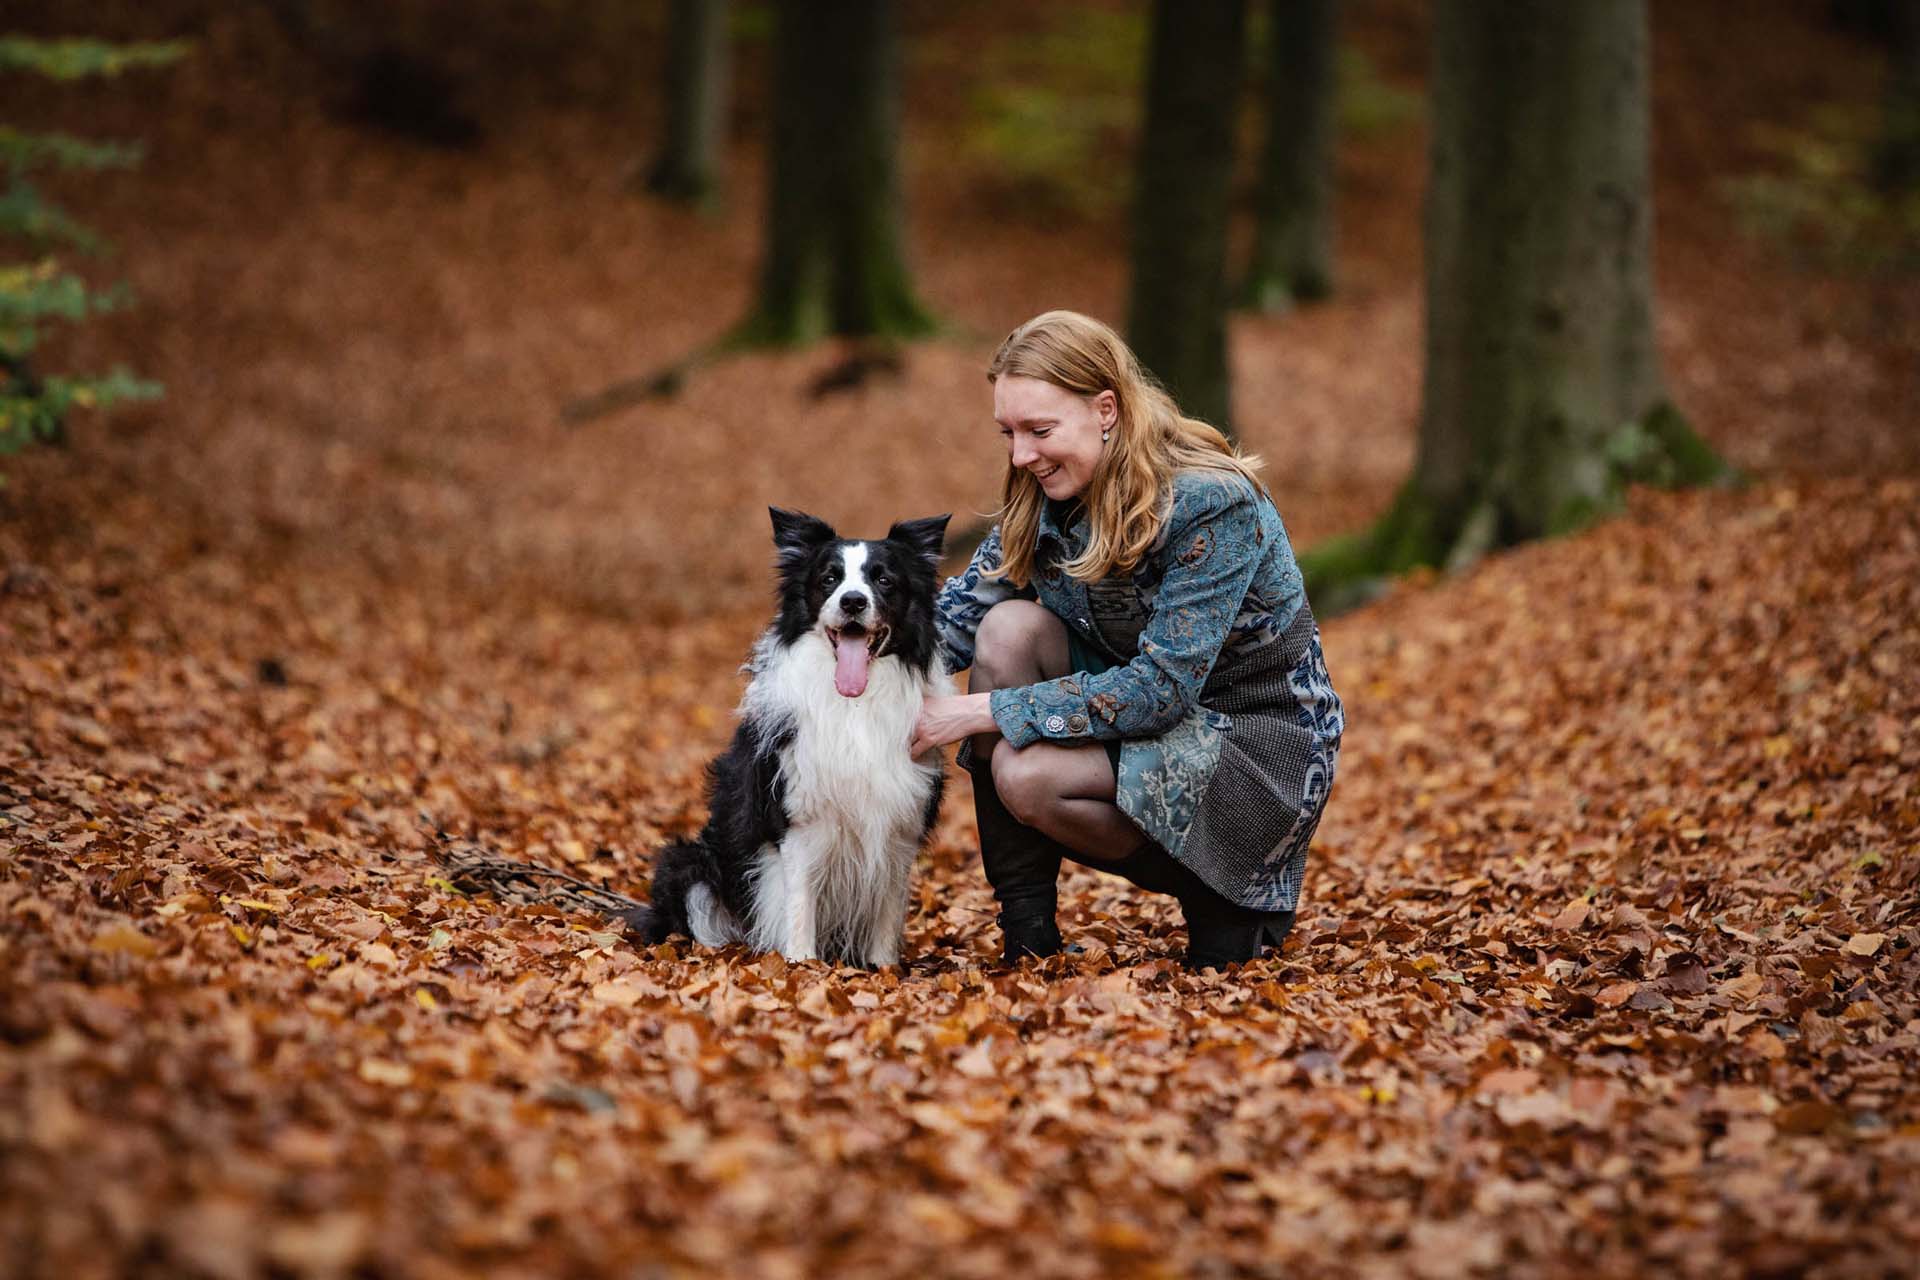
left=821, top=543, right=883, bottom=698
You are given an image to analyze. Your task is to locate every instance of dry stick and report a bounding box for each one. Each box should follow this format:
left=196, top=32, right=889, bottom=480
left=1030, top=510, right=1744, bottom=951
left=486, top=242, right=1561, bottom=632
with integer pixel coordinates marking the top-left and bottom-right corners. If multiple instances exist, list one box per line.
left=559, top=358, right=699, bottom=426
left=424, top=820, right=647, bottom=924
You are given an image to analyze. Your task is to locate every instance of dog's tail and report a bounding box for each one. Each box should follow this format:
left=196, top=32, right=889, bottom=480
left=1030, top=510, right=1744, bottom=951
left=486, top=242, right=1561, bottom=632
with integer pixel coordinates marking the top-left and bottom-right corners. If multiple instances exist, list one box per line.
left=628, top=838, right=719, bottom=944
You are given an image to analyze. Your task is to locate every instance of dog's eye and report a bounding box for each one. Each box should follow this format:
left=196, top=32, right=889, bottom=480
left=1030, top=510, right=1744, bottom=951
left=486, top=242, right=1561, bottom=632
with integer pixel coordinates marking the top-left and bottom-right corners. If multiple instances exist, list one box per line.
left=822, top=569, right=841, bottom=586
left=873, top=573, right=893, bottom=589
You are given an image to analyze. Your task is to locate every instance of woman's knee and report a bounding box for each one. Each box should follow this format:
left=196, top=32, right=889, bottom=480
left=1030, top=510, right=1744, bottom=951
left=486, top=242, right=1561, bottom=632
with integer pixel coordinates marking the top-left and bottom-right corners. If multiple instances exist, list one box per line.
left=974, top=601, right=1065, bottom=689
left=989, top=744, right=1054, bottom=829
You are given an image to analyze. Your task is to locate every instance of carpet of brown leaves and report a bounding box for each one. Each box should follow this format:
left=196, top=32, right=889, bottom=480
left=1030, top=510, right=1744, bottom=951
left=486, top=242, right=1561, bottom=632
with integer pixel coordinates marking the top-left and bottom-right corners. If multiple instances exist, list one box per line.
left=3, top=3, right=1917, bottom=1276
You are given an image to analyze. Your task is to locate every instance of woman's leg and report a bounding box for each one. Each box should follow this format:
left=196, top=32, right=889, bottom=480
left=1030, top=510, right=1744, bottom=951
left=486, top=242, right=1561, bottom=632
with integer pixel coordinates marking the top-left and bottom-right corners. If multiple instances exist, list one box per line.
left=966, top=602, right=1074, bottom=960
left=993, top=735, right=1294, bottom=972
left=968, top=601, right=1291, bottom=970
left=989, top=739, right=1148, bottom=865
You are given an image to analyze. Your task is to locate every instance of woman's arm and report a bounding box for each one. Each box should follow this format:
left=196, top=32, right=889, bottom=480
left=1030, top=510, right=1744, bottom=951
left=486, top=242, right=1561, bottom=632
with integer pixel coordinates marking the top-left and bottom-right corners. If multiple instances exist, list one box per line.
left=988, top=477, right=1266, bottom=746
left=932, top=523, right=1034, bottom=674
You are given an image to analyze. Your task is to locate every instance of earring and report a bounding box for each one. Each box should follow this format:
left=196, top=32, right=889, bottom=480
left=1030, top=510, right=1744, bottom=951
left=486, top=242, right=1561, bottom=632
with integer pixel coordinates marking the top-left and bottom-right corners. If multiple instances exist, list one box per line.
left=1102, top=429, right=1111, bottom=443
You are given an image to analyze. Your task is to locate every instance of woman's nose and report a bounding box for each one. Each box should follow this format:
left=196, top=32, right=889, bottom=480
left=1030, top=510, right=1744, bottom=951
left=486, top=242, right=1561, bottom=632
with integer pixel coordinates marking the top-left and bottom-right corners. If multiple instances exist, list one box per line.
left=1009, top=438, right=1037, bottom=467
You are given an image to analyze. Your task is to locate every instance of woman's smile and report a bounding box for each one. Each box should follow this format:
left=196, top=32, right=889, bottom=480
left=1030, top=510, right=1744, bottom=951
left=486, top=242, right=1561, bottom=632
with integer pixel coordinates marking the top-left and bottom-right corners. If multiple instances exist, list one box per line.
left=994, top=374, right=1113, bottom=501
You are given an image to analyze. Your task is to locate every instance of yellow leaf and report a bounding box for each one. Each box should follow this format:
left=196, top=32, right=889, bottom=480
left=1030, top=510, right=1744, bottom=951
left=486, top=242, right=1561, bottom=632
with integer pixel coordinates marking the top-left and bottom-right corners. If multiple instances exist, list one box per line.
left=1762, top=735, right=1792, bottom=759
left=415, top=988, right=439, bottom=1011
left=307, top=952, right=336, bottom=970
left=91, top=923, right=159, bottom=957
left=1092, top=1220, right=1152, bottom=1252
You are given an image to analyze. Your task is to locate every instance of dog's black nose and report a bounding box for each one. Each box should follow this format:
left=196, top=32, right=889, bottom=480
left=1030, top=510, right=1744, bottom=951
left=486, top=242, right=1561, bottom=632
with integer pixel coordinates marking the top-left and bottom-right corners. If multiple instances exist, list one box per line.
left=840, top=591, right=869, bottom=616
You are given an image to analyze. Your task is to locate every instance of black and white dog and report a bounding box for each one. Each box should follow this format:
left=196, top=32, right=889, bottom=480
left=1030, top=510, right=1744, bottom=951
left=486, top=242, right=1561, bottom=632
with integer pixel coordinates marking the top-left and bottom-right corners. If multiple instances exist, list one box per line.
left=630, top=508, right=953, bottom=966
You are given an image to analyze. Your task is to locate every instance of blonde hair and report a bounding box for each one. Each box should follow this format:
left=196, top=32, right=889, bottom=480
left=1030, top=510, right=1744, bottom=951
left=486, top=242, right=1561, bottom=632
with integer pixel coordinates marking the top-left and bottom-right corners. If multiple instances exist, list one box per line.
left=985, top=310, right=1267, bottom=587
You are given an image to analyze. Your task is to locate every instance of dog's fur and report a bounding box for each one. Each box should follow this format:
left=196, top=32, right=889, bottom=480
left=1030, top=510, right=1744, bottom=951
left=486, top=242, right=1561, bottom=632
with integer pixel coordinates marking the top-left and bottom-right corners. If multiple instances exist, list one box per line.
left=629, top=508, right=953, bottom=966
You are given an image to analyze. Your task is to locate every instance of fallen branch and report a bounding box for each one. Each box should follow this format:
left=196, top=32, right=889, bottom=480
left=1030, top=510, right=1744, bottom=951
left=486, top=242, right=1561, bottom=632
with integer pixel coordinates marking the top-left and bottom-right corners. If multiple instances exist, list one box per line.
left=425, top=820, right=648, bottom=928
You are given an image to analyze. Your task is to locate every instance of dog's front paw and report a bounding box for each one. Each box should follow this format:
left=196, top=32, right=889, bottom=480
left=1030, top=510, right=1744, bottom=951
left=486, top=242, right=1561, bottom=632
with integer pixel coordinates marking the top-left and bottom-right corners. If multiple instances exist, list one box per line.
left=859, top=944, right=901, bottom=970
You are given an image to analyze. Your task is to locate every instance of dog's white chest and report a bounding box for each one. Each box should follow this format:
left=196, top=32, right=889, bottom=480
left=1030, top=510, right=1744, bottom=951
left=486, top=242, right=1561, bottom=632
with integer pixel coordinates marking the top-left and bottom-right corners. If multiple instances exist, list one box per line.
left=734, top=630, right=951, bottom=963
left=770, top=648, right=937, bottom=836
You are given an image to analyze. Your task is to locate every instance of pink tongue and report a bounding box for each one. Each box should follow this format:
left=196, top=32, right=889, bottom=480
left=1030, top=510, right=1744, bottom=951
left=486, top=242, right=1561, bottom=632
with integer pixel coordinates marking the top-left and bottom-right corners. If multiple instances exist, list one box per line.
left=834, top=633, right=871, bottom=698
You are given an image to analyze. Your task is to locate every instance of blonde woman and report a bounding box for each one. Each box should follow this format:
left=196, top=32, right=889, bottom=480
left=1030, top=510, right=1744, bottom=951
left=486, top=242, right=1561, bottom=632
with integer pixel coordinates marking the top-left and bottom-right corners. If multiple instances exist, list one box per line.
left=911, top=311, right=1344, bottom=971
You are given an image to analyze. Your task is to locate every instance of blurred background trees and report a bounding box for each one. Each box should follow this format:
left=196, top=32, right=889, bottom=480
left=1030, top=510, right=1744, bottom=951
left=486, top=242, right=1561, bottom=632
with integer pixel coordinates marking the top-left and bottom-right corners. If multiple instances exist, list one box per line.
left=10, top=0, right=1912, bottom=605
left=732, top=0, right=931, bottom=347
left=0, top=36, right=180, bottom=469
left=1240, top=0, right=1340, bottom=313
left=1125, top=0, right=1248, bottom=436
left=644, top=0, right=730, bottom=207
left=1303, top=0, right=1727, bottom=609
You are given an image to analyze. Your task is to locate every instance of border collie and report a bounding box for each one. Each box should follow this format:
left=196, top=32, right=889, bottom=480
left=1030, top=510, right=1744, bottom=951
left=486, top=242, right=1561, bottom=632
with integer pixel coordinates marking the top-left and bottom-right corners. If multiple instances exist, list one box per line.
left=630, top=508, right=953, bottom=966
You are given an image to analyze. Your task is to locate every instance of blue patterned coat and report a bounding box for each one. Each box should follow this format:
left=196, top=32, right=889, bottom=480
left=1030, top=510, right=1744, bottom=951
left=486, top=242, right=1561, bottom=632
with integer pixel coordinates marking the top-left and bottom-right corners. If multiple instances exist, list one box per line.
left=934, top=469, right=1344, bottom=911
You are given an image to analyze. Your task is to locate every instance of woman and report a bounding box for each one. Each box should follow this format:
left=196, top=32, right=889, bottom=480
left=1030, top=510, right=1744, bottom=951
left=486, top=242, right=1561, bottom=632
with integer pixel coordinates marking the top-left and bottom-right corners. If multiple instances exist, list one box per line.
left=910, top=310, right=1343, bottom=971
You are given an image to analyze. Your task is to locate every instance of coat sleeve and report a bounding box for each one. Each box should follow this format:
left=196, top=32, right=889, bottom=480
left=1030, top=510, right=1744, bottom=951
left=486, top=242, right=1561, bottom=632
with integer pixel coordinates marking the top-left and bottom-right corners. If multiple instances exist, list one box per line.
left=933, top=523, right=1035, bottom=674
left=988, top=478, right=1263, bottom=747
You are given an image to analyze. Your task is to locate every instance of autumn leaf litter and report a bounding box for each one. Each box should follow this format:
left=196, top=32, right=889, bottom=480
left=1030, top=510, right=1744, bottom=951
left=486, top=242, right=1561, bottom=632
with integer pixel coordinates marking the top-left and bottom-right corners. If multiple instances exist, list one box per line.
left=3, top=3, right=1919, bottom=1275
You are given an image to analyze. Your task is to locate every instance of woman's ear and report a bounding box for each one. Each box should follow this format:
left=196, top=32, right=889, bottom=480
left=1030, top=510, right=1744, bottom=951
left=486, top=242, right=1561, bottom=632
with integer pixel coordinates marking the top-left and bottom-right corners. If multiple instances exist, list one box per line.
left=1095, top=389, right=1118, bottom=429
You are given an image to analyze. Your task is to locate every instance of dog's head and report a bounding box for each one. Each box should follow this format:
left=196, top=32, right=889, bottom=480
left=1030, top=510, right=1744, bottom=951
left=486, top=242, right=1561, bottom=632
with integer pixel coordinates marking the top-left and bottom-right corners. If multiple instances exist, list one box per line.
left=769, top=508, right=951, bottom=697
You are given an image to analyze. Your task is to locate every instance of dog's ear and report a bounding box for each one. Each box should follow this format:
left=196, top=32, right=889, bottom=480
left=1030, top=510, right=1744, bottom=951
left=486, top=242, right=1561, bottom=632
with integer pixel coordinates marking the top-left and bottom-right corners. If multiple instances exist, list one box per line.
left=887, top=514, right=951, bottom=565
left=769, top=507, right=837, bottom=569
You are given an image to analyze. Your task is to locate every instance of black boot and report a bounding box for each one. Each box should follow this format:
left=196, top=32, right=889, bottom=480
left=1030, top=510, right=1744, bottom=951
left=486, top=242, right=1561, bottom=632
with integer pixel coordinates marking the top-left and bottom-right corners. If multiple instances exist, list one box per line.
left=1180, top=893, right=1296, bottom=973
left=967, top=757, right=1065, bottom=962
left=1105, top=843, right=1295, bottom=971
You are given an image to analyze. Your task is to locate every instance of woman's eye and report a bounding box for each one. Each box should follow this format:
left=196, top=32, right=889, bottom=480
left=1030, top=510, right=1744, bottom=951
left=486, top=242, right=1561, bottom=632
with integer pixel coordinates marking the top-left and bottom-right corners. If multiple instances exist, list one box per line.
left=1032, top=428, right=1052, bottom=438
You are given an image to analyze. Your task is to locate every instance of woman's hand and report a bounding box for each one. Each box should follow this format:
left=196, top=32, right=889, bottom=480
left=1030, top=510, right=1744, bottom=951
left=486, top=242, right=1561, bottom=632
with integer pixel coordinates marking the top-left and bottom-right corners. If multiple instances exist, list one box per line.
left=910, top=692, right=998, bottom=759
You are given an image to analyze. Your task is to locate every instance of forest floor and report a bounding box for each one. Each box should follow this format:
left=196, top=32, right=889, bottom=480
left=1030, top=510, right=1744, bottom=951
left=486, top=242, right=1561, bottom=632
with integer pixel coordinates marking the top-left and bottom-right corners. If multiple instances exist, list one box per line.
left=3, top=2, right=1918, bottom=1276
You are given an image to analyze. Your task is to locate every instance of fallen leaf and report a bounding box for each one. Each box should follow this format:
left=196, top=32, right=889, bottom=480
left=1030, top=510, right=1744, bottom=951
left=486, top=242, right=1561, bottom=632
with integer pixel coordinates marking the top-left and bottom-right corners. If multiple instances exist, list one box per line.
left=90, top=923, right=159, bottom=957
left=1551, top=899, right=1591, bottom=930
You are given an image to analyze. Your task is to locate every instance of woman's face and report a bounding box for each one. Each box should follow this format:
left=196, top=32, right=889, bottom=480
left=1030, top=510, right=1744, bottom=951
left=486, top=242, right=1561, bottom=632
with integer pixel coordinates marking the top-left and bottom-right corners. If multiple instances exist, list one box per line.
left=993, top=375, right=1116, bottom=502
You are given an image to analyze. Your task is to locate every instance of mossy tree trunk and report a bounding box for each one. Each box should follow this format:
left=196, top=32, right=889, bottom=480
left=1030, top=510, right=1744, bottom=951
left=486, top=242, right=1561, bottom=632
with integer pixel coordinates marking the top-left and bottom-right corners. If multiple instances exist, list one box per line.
left=733, top=0, right=933, bottom=347
left=1127, top=0, right=1248, bottom=435
left=645, top=0, right=730, bottom=205
left=1303, top=0, right=1727, bottom=613
left=1240, top=0, right=1338, bottom=312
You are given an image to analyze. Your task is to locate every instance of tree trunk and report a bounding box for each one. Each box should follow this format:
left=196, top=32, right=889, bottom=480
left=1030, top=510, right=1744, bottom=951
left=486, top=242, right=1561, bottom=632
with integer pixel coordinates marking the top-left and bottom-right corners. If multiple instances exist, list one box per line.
left=646, top=0, right=730, bottom=205
left=734, top=0, right=932, bottom=346
left=1874, top=0, right=1920, bottom=193
left=1127, top=0, right=1248, bottom=434
left=1303, top=0, right=1726, bottom=613
left=1241, top=0, right=1338, bottom=312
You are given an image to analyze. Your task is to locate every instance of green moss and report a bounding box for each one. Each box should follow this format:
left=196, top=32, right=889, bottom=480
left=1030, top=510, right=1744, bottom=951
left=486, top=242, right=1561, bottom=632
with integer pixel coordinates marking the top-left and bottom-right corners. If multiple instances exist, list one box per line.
left=1302, top=401, right=1730, bottom=618
left=1639, top=401, right=1735, bottom=488
left=1334, top=47, right=1423, bottom=137
left=1721, top=105, right=1920, bottom=270
left=959, top=7, right=1144, bottom=221
left=1545, top=491, right=1607, bottom=538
